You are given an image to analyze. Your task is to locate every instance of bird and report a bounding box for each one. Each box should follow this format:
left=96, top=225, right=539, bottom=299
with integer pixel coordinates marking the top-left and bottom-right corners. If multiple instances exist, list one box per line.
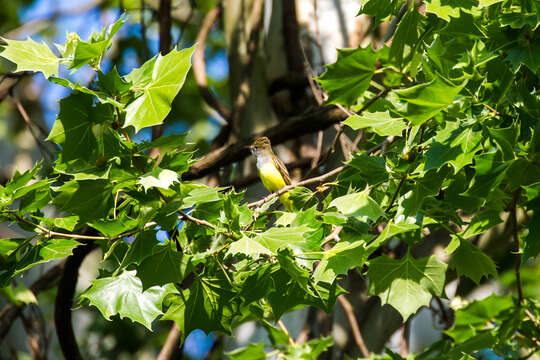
left=249, top=137, right=293, bottom=211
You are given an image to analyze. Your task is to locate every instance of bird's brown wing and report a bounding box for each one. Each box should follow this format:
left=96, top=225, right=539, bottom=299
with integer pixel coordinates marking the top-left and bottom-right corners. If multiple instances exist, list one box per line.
left=273, top=154, right=291, bottom=185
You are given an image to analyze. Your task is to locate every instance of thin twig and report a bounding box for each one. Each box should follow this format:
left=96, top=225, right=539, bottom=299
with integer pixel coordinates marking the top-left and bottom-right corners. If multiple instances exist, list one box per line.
left=156, top=323, right=181, bottom=360
left=194, top=3, right=230, bottom=121
left=248, top=164, right=346, bottom=209
left=511, top=191, right=524, bottom=305
left=383, top=2, right=409, bottom=43
left=386, top=175, right=406, bottom=213
left=20, top=311, right=46, bottom=360
left=248, top=136, right=396, bottom=209
left=11, top=94, right=54, bottom=160
left=10, top=212, right=157, bottom=241
left=278, top=319, right=295, bottom=346
left=337, top=295, right=370, bottom=358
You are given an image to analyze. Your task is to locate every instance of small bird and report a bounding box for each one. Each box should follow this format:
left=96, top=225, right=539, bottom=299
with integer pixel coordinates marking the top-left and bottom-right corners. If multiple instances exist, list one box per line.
left=249, top=137, right=293, bottom=211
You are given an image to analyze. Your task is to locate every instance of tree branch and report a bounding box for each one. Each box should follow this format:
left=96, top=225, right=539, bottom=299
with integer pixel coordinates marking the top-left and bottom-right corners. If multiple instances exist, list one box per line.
left=194, top=3, right=231, bottom=121
left=337, top=295, right=370, bottom=358
left=156, top=323, right=181, bottom=360
left=55, top=242, right=97, bottom=360
left=9, top=212, right=157, bottom=242
left=0, top=262, right=65, bottom=340
left=182, top=86, right=396, bottom=181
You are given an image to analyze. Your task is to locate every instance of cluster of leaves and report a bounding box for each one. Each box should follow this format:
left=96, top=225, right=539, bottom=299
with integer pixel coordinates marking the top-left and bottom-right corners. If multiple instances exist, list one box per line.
left=0, top=0, right=539, bottom=358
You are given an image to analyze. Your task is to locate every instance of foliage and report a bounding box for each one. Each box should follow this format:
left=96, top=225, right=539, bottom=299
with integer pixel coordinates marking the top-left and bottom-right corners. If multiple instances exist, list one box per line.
left=1, top=0, right=540, bottom=358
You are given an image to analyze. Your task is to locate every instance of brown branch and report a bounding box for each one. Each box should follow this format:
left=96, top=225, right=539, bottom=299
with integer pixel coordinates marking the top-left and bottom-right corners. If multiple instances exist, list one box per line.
left=178, top=210, right=215, bottom=229
left=337, top=295, right=370, bottom=358
left=0, top=263, right=65, bottom=339
left=20, top=310, right=46, bottom=360
left=55, top=243, right=97, bottom=360
left=156, top=323, right=181, bottom=360
left=183, top=106, right=346, bottom=180
left=227, top=157, right=312, bottom=188
left=194, top=4, right=230, bottom=121
left=182, top=86, right=396, bottom=181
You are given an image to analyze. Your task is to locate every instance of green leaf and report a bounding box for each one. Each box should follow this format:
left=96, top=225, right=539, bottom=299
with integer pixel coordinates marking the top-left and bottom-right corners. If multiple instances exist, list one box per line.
left=358, top=0, right=405, bottom=21
left=255, top=225, right=315, bottom=254
left=179, top=185, right=224, bottom=209
left=226, top=342, right=266, bottom=360
left=137, top=243, right=192, bottom=290
left=397, top=167, right=449, bottom=219
left=317, top=46, right=378, bottom=106
left=33, top=216, right=79, bottom=232
left=390, top=8, right=422, bottom=66
left=277, top=249, right=312, bottom=293
left=446, top=294, right=513, bottom=343
left=226, top=236, right=273, bottom=259
left=0, top=283, right=37, bottom=306
left=523, top=209, right=540, bottom=263
left=487, top=123, right=518, bottom=161
left=49, top=77, right=123, bottom=108
left=161, top=276, right=238, bottom=339
left=329, top=190, right=385, bottom=222
left=367, top=252, right=447, bottom=320
left=394, top=77, right=463, bottom=125
left=0, top=238, right=27, bottom=257
left=313, top=239, right=368, bottom=283
left=347, top=154, right=389, bottom=185
left=367, top=221, right=419, bottom=254
left=424, top=121, right=483, bottom=173
left=343, top=111, right=406, bottom=136
left=120, top=230, right=159, bottom=267
left=47, top=93, right=113, bottom=161
left=450, top=238, right=497, bottom=284
left=0, top=37, right=60, bottom=78
left=96, top=67, right=131, bottom=96
left=124, top=45, right=196, bottom=132
left=425, top=0, right=461, bottom=21
left=81, top=270, right=176, bottom=330
left=138, top=168, right=179, bottom=192
left=15, top=239, right=80, bottom=275
left=88, top=216, right=138, bottom=237
left=286, top=337, right=333, bottom=360
left=460, top=210, right=502, bottom=238
left=478, top=0, right=504, bottom=7
left=59, top=15, right=125, bottom=70
left=463, top=151, right=511, bottom=199
left=137, top=133, right=188, bottom=152
left=53, top=180, right=114, bottom=222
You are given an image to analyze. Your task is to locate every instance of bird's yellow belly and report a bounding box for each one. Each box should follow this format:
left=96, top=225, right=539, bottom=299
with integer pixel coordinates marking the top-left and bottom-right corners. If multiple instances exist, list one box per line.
left=258, top=163, right=287, bottom=192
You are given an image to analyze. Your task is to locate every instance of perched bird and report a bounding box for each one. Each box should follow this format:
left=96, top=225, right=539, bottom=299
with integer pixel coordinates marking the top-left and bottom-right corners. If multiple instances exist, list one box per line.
left=249, top=137, right=293, bottom=211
